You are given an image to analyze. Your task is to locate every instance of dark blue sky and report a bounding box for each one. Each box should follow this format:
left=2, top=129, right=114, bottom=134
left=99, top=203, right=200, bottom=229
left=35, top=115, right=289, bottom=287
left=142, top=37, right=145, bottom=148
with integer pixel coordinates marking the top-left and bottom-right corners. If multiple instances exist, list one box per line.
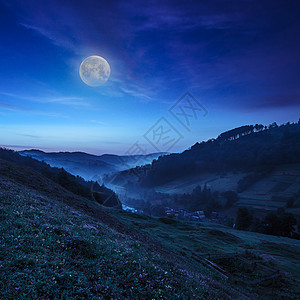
left=0, top=0, right=299, bottom=154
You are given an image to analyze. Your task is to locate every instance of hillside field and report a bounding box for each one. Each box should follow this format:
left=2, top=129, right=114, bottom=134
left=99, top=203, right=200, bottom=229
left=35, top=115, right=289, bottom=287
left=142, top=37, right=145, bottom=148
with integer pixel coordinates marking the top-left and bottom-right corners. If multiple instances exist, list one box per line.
left=1, top=170, right=299, bottom=299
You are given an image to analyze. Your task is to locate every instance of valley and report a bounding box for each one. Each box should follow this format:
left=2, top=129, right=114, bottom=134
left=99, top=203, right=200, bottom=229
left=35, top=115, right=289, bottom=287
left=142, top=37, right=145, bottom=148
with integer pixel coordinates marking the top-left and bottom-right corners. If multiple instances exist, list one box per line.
left=1, top=121, right=300, bottom=298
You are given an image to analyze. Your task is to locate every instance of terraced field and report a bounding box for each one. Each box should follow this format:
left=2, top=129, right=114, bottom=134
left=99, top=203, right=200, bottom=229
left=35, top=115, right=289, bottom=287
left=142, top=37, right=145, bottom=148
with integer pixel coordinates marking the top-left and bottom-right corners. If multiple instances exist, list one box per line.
left=238, top=165, right=300, bottom=216
left=153, top=164, right=300, bottom=217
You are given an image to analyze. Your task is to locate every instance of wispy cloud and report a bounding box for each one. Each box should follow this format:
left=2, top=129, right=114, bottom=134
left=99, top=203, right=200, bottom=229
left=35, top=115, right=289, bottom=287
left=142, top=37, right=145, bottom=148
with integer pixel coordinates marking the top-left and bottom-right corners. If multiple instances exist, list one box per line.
left=36, top=96, right=91, bottom=107
left=0, top=102, right=67, bottom=118
left=119, top=87, right=152, bottom=102
left=90, top=120, right=106, bottom=125
left=0, top=91, right=91, bottom=108
left=16, top=133, right=41, bottom=139
left=19, top=22, right=77, bottom=53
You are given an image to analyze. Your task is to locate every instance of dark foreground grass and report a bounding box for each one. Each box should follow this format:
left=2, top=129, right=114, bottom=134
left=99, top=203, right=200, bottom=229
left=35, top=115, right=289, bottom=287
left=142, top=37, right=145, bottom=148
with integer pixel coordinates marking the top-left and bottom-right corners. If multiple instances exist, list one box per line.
left=115, top=210, right=300, bottom=299
left=1, top=174, right=299, bottom=299
left=0, top=178, right=224, bottom=299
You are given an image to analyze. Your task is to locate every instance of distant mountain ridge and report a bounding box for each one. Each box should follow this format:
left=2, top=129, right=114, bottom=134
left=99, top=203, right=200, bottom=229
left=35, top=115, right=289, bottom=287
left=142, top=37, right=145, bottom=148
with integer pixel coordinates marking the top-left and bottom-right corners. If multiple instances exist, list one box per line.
left=0, top=147, right=121, bottom=208
left=19, top=149, right=167, bottom=181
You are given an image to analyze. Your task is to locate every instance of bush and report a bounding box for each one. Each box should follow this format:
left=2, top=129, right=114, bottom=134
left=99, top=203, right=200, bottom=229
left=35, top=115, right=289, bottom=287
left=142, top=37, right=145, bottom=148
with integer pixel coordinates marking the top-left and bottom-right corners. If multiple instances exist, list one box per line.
left=236, top=207, right=253, bottom=230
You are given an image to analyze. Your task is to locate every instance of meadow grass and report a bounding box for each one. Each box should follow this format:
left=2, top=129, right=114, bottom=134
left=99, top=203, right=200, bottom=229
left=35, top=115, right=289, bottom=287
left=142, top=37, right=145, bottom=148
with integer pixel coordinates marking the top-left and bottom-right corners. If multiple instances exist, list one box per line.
left=0, top=179, right=218, bottom=299
left=1, top=176, right=299, bottom=299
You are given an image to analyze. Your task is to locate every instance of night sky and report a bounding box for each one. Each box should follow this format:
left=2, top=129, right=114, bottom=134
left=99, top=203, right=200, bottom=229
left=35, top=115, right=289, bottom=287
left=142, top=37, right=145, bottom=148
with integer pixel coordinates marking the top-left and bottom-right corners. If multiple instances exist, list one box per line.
left=0, top=0, right=299, bottom=154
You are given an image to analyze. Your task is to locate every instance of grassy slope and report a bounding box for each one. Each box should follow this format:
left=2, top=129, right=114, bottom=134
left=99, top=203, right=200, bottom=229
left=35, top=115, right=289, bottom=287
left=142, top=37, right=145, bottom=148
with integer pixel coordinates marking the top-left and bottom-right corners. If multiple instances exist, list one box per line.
left=0, top=161, right=232, bottom=299
left=238, top=164, right=300, bottom=216
left=115, top=212, right=300, bottom=299
left=0, top=160, right=299, bottom=299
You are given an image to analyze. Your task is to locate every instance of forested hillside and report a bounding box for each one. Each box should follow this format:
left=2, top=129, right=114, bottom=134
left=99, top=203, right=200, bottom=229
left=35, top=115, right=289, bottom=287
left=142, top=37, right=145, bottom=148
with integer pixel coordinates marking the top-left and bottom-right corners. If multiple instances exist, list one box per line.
left=115, top=122, right=300, bottom=187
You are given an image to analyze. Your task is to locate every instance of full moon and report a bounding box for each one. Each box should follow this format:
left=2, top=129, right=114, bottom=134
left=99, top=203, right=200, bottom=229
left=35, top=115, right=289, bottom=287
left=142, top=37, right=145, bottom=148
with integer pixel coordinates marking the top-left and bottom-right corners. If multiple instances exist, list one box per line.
left=79, top=56, right=110, bottom=86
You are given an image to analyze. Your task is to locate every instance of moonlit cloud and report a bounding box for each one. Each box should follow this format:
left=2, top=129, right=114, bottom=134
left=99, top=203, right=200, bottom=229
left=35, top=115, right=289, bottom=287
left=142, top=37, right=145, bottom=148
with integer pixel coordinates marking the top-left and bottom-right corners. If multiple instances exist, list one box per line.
left=7, top=0, right=300, bottom=108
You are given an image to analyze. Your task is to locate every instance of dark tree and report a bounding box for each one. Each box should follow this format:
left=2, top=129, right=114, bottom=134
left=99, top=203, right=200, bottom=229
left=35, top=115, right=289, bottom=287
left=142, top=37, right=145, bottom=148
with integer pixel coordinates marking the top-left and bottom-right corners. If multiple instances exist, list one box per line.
left=236, top=207, right=253, bottom=230
left=262, top=212, right=296, bottom=237
left=280, top=213, right=297, bottom=237
left=286, top=197, right=295, bottom=208
left=263, top=213, right=281, bottom=235
left=222, top=190, right=238, bottom=208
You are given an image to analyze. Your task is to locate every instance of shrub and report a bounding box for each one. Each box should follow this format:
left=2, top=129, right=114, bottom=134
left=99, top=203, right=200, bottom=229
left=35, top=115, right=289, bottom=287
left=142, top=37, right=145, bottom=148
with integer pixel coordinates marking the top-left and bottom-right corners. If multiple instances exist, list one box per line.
left=236, top=207, right=253, bottom=230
